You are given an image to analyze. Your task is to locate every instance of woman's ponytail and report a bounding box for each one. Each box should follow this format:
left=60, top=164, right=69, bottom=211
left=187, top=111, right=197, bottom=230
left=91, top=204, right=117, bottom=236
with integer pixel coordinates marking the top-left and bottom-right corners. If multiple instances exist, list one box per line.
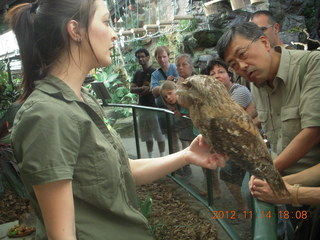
left=5, top=2, right=42, bottom=102
left=5, top=0, right=97, bottom=102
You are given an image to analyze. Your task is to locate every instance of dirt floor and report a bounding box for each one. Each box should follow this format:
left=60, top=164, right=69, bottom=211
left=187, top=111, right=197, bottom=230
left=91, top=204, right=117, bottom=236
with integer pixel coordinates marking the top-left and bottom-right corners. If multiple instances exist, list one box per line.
left=0, top=190, right=31, bottom=225
left=136, top=177, right=219, bottom=240
left=1, top=177, right=227, bottom=240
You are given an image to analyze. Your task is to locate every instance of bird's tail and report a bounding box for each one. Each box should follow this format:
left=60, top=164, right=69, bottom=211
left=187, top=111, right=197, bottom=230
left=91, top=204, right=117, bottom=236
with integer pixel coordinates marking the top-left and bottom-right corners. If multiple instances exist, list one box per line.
left=266, top=169, right=290, bottom=198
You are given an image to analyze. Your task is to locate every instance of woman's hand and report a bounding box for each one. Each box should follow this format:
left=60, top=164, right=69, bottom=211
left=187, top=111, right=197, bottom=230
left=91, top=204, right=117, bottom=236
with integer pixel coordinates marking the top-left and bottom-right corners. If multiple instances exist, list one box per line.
left=175, top=77, right=185, bottom=85
left=184, top=135, right=229, bottom=169
left=130, top=135, right=228, bottom=185
left=249, top=175, right=292, bottom=204
left=167, top=75, right=175, bottom=81
left=173, top=109, right=183, bottom=117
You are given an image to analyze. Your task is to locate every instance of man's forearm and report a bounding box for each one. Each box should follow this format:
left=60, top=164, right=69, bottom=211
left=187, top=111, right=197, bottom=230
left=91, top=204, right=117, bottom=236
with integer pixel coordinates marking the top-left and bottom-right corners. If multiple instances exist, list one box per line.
left=283, top=163, right=320, bottom=186
left=274, top=127, right=320, bottom=172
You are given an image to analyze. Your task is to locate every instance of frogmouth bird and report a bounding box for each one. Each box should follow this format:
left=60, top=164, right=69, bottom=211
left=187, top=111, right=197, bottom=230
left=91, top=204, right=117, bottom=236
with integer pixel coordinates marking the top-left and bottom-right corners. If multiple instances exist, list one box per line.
left=176, top=75, right=288, bottom=197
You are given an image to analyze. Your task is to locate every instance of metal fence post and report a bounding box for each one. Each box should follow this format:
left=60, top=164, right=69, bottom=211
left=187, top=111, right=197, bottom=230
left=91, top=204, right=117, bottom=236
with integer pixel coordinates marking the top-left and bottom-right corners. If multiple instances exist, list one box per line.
left=166, top=112, right=173, bottom=154
left=132, top=108, right=141, bottom=159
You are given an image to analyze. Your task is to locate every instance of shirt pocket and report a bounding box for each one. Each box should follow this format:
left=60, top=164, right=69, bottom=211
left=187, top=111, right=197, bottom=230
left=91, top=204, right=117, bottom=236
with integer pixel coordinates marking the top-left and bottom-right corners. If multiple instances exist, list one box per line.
left=73, top=148, right=121, bottom=207
left=281, top=106, right=301, bottom=148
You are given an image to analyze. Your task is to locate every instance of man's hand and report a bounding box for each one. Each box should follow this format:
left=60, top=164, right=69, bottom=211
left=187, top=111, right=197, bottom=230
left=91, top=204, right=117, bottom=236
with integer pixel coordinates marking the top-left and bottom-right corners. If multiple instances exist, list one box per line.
left=249, top=175, right=291, bottom=204
left=140, top=85, right=150, bottom=95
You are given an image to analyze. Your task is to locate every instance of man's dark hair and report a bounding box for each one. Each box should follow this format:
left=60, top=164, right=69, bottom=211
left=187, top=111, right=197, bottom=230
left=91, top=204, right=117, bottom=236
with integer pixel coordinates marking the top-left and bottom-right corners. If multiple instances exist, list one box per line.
left=135, top=48, right=150, bottom=57
left=216, top=22, right=264, bottom=60
left=250, top=10, right=277, bottom=25
left=206, top=59, right=234, bottom=80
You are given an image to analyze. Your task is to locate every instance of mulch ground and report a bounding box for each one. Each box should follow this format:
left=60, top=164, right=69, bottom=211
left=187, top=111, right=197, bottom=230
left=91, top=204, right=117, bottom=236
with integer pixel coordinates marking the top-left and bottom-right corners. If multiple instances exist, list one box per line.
left=1, top=177, right=218, bottom=240
left=136, top=177, right=218, bottom=240
left=0, top=190, right=31, bottom=225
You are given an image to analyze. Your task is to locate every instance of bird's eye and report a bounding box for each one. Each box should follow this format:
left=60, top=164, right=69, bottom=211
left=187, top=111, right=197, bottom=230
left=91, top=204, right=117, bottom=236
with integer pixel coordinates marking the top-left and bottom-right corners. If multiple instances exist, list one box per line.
left=184, top=81, right=192, bottom=89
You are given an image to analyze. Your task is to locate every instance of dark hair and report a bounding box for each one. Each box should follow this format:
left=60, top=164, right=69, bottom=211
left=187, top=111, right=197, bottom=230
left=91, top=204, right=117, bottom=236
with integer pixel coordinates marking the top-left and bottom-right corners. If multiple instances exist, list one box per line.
left=206, top=59, right=233, bottom=80
left=5, top=0, right=97, bottom=102
left=250, top=10, right=277, bottom=25
left=154, top=46, right=170, bottom=58
left=135, top=48, right=150, bottom=57
left=216, top=22, right=264, bottom=60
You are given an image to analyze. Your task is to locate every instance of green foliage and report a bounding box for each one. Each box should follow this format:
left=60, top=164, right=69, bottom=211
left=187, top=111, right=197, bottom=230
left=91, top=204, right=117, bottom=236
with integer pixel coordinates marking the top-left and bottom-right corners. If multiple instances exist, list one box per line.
left=137, top=193, right=153, bottom=220
left=94, top=64, right=135, bottom=103
left=114, top=107, right=132, bottom=118
left=95, top=66, right=120, bottom=87
left=0, top=146, right=27, bottom=198
left=122, top=48, right=140, bottom=79
left=0, top=121, right=27, bottom=198
left=177, top=19, right=198, bottom=32
left=288, top=25, right=305, bottom=33
left=301, top=4, right=318, bottom=33
left=157, top=35, right=169, bottom=46
left=113, top=87, right=134, bottom=103
left=92, top=64, right=137, bottom=118
left=0, top=61, right=22, bottom=119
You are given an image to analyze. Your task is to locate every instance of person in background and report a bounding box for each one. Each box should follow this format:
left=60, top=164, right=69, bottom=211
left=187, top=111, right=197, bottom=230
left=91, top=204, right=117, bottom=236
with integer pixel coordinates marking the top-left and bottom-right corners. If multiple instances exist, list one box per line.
left=249, top=164, right=320, bottom=240
left=151, top=46, right=178, bottom=108
left=249, top=10, right=286, bottom=48
left=205, top=59, right=257, bottom=210
left=234, top=10, right=287, bottom=89
left=174, top=54, right=197, bottom=149
left=234, top=10, right=290, bottom=91
left=160, top=54, right=196, bottom=175
left=216, top=22, right=320, bottom=236
left=130, top=48, right=165, bottom=158
left=151, top=46, right=180, bottom=153
left=174, top=54, right=195, bottom=148
left=217, top=21, right=320, bottom=178
left=206, top=59, right=257, bottom=119
left=249, top=163, right=320, bottom=205
left=175, top=53, right=195, bottom=83
left=159, top=81, right=195, bottom=149
left=159, top=80, right=194, bottom=176
left=7, top=1, right=228, bottom=239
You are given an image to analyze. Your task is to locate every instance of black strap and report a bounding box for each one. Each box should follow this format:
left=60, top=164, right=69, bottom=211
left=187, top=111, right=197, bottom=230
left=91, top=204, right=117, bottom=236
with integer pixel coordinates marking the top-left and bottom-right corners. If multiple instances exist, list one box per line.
left=158, top=68, right=167, bottom=80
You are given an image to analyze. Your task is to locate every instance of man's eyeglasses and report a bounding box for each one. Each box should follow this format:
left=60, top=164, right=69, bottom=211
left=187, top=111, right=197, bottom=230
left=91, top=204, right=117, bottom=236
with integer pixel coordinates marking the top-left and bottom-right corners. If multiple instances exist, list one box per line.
left=259, top=24, right=273, bottom=32
left=228, top=37, right=259, bottom=71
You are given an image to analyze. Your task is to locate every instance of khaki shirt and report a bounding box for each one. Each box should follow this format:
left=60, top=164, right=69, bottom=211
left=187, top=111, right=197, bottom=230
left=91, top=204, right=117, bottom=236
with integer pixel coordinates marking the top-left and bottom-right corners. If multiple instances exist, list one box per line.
left=11, top=75, right=152, bottom=239
left=252, top=47, right=320, bottom=176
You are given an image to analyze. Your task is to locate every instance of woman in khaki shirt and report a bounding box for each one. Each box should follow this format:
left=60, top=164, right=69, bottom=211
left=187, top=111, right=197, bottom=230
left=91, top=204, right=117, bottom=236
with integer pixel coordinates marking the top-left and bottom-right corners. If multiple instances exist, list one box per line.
left=7, top=0, right=228, bottom=239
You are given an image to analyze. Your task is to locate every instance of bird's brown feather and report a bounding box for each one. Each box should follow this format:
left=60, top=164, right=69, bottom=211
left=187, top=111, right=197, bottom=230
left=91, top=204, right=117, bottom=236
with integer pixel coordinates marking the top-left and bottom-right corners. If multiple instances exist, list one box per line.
left=177, top=75, right=289, bottom=197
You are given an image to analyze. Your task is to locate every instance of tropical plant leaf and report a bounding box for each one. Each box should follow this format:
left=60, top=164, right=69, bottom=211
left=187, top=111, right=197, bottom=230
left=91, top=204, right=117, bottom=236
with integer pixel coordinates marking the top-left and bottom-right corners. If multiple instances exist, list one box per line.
left=137, top=192, right=153, bottom=220
left=0, top=148, right=27, bottom=198
left=105, top=73, right=120, bottom=83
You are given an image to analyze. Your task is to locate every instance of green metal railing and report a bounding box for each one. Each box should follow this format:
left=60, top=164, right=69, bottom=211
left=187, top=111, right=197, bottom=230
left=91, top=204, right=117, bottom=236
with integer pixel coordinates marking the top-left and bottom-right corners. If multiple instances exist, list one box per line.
left=105, top=103, right=278, bottom=240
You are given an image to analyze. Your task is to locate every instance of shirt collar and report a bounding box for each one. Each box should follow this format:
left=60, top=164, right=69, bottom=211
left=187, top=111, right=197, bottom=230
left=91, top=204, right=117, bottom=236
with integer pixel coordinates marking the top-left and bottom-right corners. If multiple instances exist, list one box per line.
left=275, top=46, right=290, bottom=85
left=254, top=46, right=287, bottom=90
left=34, top=75, right=84, bottom=102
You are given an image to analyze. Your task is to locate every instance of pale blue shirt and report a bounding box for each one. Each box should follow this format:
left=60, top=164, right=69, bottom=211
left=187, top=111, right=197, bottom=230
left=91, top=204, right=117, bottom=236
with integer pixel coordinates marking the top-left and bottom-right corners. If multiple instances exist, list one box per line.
left=151, top=64, right=178, bottom=107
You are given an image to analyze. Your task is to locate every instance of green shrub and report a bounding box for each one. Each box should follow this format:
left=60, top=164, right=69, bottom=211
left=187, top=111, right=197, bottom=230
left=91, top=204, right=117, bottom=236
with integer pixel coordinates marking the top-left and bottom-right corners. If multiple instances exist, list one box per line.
left=0, top=61, right=22, bottom=119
